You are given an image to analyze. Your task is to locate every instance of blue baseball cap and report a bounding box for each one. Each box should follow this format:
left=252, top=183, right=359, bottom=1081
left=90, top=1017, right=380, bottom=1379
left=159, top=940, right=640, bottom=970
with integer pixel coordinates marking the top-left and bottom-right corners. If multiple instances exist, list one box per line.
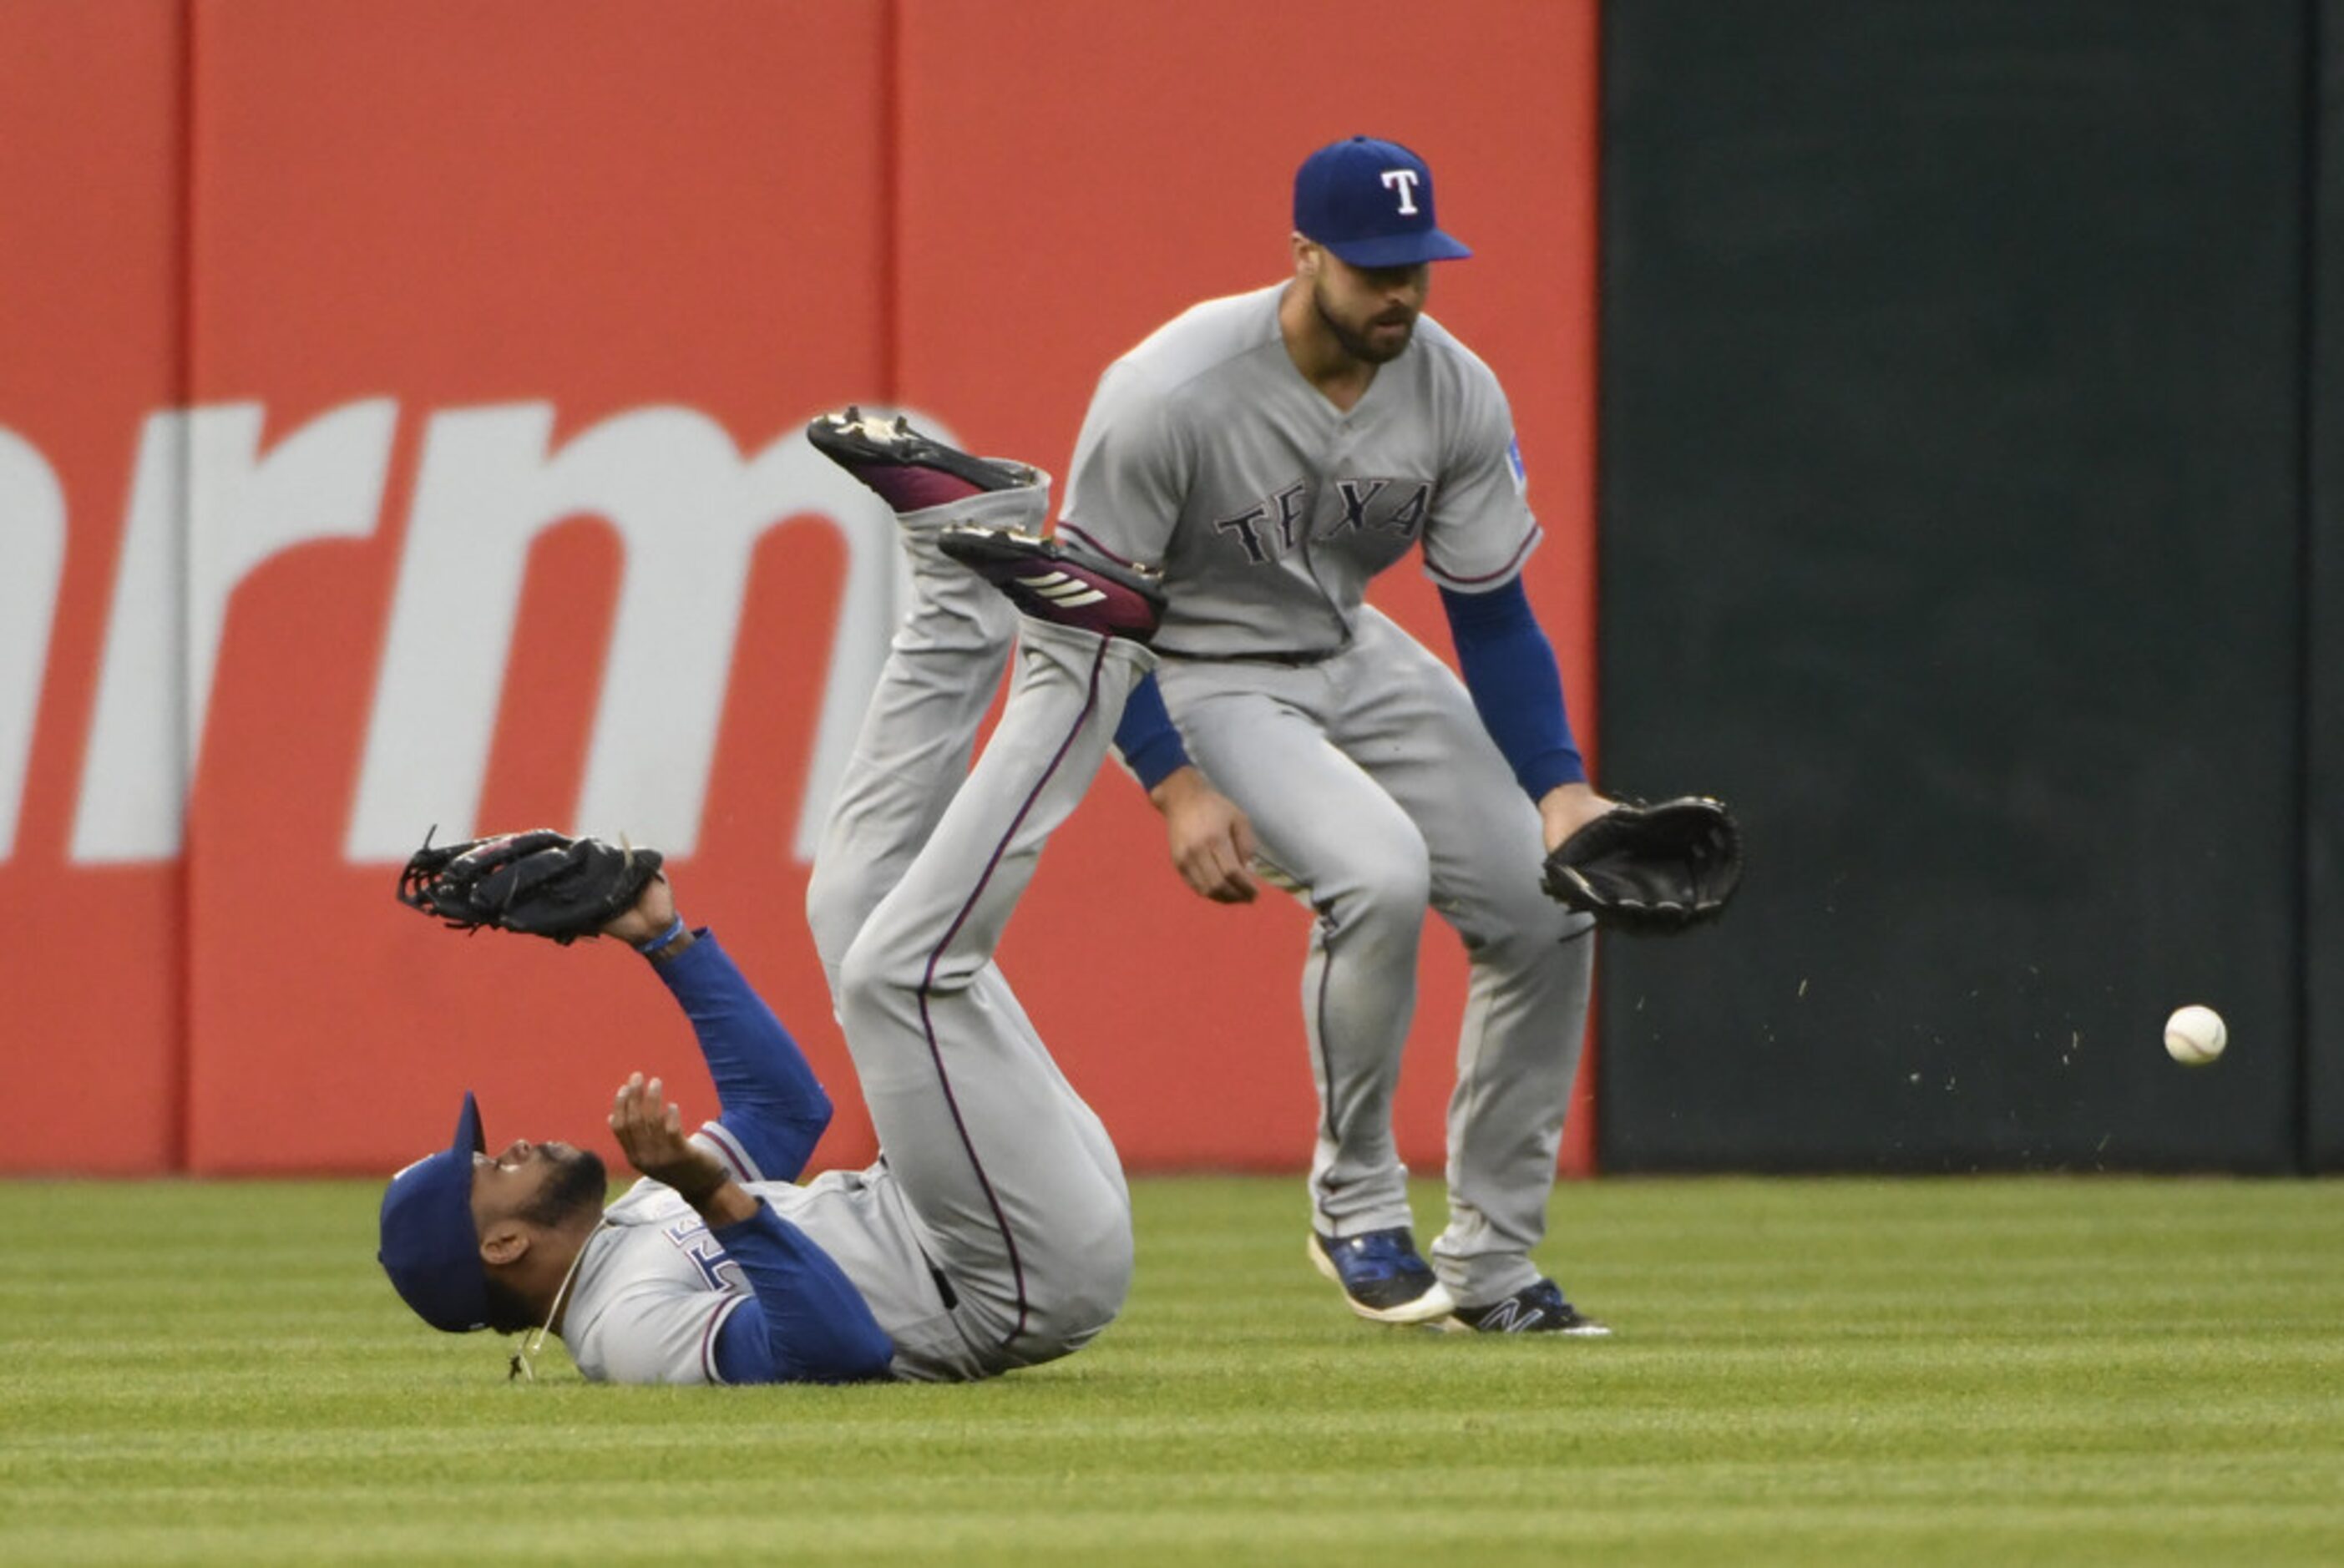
left=378, top=1091, right=490, bottom=1333
left=1294, top=136, right=1472, bottom=268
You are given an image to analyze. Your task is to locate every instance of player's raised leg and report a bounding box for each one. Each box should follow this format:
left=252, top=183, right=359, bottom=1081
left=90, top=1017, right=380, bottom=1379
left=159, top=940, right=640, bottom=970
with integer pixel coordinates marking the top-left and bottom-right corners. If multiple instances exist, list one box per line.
left=802, top=409, right=1037, bottom=989
left=834, top=608, right=1156, bottom=1366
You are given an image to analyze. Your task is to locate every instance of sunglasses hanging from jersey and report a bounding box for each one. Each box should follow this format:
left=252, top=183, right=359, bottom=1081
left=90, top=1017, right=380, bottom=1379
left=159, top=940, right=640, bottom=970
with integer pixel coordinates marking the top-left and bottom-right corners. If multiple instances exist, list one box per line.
left=509, top=1218, right=610, bottom=1383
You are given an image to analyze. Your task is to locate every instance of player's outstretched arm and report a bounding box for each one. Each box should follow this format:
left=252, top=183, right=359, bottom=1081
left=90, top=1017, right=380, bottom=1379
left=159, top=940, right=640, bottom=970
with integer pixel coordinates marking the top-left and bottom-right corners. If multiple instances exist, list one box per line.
left=595, top=872, right=832, bottom=1180
left=628, top=931, right=834, bottom=1185
left=1439, top=579, right=1617, bottom=850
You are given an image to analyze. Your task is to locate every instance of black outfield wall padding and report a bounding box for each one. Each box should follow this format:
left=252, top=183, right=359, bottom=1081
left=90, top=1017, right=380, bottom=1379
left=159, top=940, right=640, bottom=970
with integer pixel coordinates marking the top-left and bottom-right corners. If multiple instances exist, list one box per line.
left=2308, top=0, right=2344, bottom=1171
left=1596, top=2, right=2312, bottom=1171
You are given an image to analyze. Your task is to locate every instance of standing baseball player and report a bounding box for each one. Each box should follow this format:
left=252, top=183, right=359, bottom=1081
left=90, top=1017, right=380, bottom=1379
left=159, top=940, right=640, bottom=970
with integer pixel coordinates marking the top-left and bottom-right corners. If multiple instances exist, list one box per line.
left=1059, top=135, right=1612, bottom=1333
left=377, top=414, right=1167, bottom=1383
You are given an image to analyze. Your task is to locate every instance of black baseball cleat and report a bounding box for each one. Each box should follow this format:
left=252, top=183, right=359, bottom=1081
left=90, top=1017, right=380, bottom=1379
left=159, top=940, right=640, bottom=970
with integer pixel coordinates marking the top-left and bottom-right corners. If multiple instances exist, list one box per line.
left=1308, top=1227, right=1457, bottom=1325
left=937, top=525, right=1166, bottom=643
left=1450, top=1278, right=1610, bottom=1336
left=806, top=407, right=1037, bottom=513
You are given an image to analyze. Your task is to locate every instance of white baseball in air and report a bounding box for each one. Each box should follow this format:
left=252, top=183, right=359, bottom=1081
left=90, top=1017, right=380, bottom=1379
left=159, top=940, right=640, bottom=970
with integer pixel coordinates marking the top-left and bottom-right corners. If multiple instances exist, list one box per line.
left=2164, top=1004, right=2227, bottom=1066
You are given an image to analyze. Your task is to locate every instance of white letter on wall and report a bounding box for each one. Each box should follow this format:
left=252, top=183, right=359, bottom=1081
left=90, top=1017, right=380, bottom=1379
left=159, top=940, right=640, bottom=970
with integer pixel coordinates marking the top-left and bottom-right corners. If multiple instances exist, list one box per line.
left=71, top=401, right=397, bottom=862
left=346, top=404, right=914, bottom=862
left=0, top=428, right=67, bottom=861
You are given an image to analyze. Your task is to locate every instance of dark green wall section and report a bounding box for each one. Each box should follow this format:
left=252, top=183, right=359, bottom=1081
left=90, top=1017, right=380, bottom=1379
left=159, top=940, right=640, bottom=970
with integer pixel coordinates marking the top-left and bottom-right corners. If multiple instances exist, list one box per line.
left=1596, top=3, right=2323, bottom=1170
left=2309, top=0, right=2344, bottom=1167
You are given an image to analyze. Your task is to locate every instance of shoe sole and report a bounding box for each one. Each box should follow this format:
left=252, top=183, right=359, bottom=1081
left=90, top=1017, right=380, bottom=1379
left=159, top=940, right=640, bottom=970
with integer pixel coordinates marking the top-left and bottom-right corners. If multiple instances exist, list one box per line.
left=1447, top=1318, right=1615, bottom=1338
left=805, top=409, right=1034, bottom=493
left=1306, top=1233, right=1458, bottom=1326
left=937, top=526, right=1165, bottom=640
left=1441, top=1298, right=1615, bottom=1337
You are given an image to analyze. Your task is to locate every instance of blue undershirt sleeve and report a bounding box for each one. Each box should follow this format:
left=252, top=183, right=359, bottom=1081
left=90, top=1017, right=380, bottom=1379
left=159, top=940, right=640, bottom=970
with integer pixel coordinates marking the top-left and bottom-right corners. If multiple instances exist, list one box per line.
left=706, top=1203, right=894, bottom=1383
left=1111, top=670, right=1191, bottom=791
left=650, top=932, right=833, bottom=1182
left=1439, top=578, right=1587, bottom=799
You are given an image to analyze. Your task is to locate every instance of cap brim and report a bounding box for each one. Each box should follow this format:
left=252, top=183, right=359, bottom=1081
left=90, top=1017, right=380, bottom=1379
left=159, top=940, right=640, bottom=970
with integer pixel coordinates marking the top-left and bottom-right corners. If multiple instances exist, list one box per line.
left=452, top=1090, right=484, bottom=1157
left=1323, top=229, right=1473, bottom=267
left=377, top=1091, right=492, bottom=1333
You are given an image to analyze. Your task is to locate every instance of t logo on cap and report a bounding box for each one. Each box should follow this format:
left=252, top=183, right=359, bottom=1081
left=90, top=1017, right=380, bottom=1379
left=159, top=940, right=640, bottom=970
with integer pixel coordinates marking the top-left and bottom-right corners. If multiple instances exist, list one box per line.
left=1294, top=135, right=1472, bottom=270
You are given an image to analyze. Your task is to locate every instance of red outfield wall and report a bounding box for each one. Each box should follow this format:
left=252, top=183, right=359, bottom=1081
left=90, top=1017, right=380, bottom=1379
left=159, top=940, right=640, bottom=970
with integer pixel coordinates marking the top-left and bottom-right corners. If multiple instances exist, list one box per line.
left=0, top=0, right=1600, bottom=1180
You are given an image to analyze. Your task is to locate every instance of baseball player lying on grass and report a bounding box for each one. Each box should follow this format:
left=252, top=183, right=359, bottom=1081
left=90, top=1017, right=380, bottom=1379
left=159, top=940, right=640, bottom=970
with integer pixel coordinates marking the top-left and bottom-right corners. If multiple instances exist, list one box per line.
left=377, top=412, right=1167, bottom=1383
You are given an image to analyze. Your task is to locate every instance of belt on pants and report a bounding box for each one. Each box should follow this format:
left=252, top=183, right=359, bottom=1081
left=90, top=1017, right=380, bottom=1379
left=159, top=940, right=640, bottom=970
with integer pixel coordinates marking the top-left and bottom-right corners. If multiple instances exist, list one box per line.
left=1153, top=645, right=1344, bottom=668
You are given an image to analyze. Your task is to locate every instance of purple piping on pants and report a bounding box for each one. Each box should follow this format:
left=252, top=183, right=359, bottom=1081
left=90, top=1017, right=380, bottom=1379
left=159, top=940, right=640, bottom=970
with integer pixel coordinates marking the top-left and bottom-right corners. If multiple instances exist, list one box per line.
left=914, top=637, right=1111, bottom=1347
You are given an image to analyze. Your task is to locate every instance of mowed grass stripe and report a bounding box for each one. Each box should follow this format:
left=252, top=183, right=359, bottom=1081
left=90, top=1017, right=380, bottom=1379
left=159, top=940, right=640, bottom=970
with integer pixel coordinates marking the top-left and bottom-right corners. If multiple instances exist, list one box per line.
left=1, top=1176, right=2338, bottom=1565
left=8, top=1501, right=2344, bottom=1568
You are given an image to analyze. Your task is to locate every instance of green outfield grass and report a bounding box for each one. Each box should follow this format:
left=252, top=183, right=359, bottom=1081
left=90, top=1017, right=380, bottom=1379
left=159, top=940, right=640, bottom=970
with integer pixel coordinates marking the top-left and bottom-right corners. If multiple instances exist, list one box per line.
left=2, top=1176, right=2338, bottom=1565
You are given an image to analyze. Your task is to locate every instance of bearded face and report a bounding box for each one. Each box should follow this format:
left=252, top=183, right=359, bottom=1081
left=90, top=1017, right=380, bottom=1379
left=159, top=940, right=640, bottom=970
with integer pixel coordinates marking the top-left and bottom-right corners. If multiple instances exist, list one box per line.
left=1309, top=254, right=1430, bottom=364
left=519, top=1144, right=610, bottom=1229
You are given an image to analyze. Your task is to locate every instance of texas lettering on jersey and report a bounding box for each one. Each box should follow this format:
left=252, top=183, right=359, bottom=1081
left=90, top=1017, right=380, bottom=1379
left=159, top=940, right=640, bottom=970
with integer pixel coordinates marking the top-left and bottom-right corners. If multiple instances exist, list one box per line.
left=662, top=1212, right=747, bottom=1293
left=1210, top=477, right=1435, bottom=564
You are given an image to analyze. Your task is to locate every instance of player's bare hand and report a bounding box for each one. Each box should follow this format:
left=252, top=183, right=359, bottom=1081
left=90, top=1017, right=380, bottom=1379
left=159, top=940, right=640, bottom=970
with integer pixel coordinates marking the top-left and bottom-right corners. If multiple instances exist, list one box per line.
left=1538, top=781, right=1618, bottom=854
left=597, top=872, right=678, bottom=946
left=607, top=1072, right=729, bottom=1201
left=1150, top=767, right=1258, bottom=904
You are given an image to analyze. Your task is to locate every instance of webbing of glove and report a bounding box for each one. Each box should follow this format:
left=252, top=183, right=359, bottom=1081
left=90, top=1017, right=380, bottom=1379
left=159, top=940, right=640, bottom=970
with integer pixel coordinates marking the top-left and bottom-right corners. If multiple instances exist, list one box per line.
left=396, top=828, right=665, bottom=944
left=1540, top=796, right=1743, bottom=934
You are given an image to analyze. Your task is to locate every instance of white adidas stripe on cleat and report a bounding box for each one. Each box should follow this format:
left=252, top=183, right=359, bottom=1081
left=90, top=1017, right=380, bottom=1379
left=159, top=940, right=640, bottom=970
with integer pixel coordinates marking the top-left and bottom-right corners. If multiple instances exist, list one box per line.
left=1012, top=572, right=1108, bottom=606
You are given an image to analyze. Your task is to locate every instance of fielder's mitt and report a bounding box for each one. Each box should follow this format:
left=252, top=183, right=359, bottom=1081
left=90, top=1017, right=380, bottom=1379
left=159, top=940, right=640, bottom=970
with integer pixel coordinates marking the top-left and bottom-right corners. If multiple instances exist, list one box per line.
left=397, top=828, right=663, bottom=944
left=1541, top=797, right=1743, bottom=933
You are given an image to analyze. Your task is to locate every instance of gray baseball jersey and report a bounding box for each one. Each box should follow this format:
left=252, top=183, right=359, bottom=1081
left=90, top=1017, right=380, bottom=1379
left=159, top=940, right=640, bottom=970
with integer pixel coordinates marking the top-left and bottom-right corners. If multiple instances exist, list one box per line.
left=563, top=1136, right=988, bottom=1384
left=1056, top=283, right=1594, bottom=1312
left=1060, top=283, right=1542, bottom=650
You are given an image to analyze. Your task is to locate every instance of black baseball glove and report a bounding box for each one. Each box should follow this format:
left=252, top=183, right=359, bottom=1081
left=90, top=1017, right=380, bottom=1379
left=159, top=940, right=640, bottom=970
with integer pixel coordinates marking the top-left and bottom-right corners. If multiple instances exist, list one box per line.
left=397, top=828, right=664, bottom=944
left=1541, top=797, right=1743, bottom=933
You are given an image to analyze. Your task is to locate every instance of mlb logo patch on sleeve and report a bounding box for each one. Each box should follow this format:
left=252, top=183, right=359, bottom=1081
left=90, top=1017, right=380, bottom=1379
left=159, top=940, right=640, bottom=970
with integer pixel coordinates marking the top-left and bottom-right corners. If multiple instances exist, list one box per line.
left=1507, top=435, right=1528, bottom=495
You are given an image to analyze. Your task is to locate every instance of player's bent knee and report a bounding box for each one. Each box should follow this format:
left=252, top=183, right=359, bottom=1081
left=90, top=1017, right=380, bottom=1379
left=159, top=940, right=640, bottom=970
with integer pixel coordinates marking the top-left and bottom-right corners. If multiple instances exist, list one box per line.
left=834, top=904, right=951, bottom=1003
left=834, top=923, right=918, bottom=1013
left=1490, top=888, right=1596, bottom=958
left=805, top=860, right=883, bottom=979
left=835, top=918, right=985, bottom=1013
left=1334, top=854, right=1434, bottom=935
left=1023, top=1220, right=1134, bottom=1351
left=1459, top=912, right=1592, bottom=979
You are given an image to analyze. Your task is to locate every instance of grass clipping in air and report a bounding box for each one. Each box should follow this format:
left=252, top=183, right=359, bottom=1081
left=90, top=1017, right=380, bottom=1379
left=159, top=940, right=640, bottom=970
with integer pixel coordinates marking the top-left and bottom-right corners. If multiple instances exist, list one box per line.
left=3, top=1175, right=2340, bottom=1565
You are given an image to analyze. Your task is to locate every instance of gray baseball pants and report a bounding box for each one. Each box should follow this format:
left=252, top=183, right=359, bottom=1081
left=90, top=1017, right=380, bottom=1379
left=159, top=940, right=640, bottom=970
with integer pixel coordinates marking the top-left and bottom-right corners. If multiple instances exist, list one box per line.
left=1154, top=609, right=1596, bottom=1309
left=804, top=479, right=1147, bottom=1369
